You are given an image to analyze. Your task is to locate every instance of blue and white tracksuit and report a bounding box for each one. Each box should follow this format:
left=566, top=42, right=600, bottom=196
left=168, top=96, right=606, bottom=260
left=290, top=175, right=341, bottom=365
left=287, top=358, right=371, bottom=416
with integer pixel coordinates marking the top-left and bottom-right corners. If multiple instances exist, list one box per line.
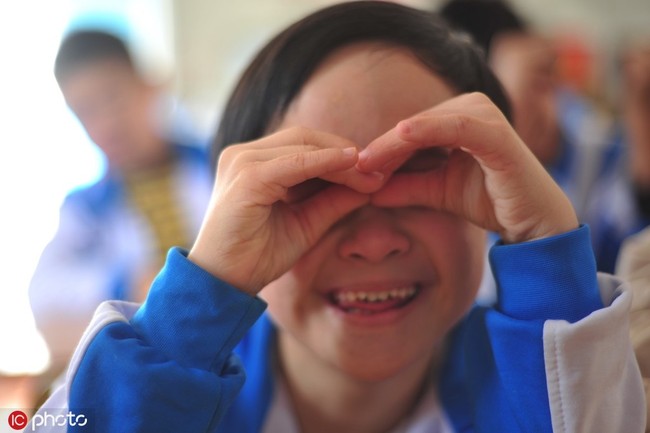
left=33, top=226, right=646, bottom=432
left=28, top=143, right=213, bottom=369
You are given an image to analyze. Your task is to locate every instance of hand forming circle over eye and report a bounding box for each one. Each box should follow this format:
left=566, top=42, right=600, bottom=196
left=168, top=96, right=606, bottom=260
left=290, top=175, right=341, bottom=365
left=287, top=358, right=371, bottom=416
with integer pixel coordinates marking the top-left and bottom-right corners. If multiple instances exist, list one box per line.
left=357, top=92, right=579, bottom=244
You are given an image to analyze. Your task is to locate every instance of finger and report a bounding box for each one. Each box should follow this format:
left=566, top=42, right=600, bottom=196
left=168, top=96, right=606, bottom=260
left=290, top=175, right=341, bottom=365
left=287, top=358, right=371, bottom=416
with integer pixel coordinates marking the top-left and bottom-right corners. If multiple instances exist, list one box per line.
left=291, top=185, right=370, bottom=245
left=220, top=128, right=385, bottom=195
left=285, top=168, right=383, bottom=204
left=245, top=147, right=383, bottom=205
left=370, top=168, right=500, bottom=231
left=217, top=127, right=361, bottom=178
left=240, top=148, right=386, bottom=194
left=369, top=148, right=493, bottom=213
left=358, top=93, right=526, bottom=173
left=356, top=126, right=420, bottom=174
left=267, top=147, right=384, bottom=193
left=318, top=168, right=385, bottom=194
left=370, top=169, right=445, bottom=209
left=395, top=95, right=528, bottom=169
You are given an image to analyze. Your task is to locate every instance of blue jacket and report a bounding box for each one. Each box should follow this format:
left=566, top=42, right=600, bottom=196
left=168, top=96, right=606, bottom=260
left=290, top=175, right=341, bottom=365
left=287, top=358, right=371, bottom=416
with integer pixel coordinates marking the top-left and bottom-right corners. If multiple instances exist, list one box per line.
left=36, top=226, right=644, bottom=432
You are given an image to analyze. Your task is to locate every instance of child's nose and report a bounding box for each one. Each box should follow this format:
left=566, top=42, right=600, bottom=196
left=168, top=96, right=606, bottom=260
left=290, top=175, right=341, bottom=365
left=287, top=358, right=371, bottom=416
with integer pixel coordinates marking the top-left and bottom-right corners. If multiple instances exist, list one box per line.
left=337, top=209, right=411, bottom=263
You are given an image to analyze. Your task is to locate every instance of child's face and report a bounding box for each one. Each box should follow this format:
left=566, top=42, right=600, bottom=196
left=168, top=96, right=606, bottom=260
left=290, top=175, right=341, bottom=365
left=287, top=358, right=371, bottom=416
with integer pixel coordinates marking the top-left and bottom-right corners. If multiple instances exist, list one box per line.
left=60, top=59, right=162, bottom=171
left=262, top=42, right=486, bottom=381
left=489, top=33, right=559, bottom=165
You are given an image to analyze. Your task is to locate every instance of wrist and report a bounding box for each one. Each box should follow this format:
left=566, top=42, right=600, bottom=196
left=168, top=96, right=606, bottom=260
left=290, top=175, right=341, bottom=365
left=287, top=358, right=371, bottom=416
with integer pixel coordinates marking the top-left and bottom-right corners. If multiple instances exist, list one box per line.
left=188, top=244, right=261, bottom=297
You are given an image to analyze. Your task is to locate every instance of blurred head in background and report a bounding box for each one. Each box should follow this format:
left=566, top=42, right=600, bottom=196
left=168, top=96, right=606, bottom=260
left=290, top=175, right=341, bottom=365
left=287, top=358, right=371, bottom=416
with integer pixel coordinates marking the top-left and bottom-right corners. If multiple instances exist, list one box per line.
left=54, top=30, right=170, bottom=173
left=440, top=0, right=561, bottom=165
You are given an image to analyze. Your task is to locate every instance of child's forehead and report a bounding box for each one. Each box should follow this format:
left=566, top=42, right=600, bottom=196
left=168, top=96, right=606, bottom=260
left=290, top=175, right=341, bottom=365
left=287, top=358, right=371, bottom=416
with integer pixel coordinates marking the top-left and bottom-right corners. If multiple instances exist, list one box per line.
left=278, top=43, right=455, bottom=146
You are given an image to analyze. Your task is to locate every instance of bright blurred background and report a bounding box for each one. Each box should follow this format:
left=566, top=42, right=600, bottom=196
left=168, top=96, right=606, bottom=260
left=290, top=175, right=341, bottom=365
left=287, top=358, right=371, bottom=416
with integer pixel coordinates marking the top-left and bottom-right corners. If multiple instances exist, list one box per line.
left=0, top=0, right=174, bottom=379
left=0, top=0, right=648, bottom=408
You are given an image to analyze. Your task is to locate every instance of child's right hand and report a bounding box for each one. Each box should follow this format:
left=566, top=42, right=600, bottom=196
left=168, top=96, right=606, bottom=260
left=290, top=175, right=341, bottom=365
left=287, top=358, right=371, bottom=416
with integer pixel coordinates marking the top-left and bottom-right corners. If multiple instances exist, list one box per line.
left=188, top=127, right=383, bottom=295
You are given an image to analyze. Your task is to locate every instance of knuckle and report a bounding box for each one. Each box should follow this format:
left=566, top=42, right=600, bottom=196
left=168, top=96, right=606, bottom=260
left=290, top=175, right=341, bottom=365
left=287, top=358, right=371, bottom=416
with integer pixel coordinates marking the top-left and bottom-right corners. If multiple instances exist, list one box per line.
left=238, top=163, right=259, bottom=179
left=451, top=113, right=471, bottom=139
left=217, top=145, right=256, bottom=175
left=286, top=126, right=313, bottom=146
left=299, top=126, right=324, bottom=151
left=289, top=151, right=308, bottom=170
left=215, top=146, right=236, bottom=173
left=218, top=145, right=238, bottom=165
left=465, top=91, right=490, bottom=104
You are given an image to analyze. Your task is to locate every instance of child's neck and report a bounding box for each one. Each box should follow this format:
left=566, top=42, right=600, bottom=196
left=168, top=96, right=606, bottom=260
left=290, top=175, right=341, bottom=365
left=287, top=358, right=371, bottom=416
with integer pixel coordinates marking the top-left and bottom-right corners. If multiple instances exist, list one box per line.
left=276, top=333, right=441, bottom=433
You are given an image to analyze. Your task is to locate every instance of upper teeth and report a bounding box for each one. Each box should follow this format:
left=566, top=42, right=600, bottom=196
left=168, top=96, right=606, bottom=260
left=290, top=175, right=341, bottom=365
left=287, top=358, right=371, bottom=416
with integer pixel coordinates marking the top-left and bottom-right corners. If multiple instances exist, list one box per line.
left=335, top=287, right=417, bottom=303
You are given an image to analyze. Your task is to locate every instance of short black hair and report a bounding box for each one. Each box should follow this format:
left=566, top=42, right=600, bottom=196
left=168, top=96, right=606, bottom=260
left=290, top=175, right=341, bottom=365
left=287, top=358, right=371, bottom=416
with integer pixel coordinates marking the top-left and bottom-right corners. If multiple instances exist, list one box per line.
left=439, top=0, right=527, bottom=57
left=54, top=30, right=134, bottom=84
left=212, top=0, right=511, bottom=166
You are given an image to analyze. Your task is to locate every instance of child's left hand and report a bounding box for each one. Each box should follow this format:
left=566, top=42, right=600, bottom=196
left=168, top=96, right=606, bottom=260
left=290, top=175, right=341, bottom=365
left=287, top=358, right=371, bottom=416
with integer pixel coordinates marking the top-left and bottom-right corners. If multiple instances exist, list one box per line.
left=357, top=92, right=578, bottom=244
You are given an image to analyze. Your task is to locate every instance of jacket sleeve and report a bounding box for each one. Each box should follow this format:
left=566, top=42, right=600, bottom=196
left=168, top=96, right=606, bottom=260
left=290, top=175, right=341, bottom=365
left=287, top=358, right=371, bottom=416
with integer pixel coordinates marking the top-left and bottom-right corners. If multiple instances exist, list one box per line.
left=32, top=247, right=266, bottom=433
left=441, top=225, right=646, bottom=433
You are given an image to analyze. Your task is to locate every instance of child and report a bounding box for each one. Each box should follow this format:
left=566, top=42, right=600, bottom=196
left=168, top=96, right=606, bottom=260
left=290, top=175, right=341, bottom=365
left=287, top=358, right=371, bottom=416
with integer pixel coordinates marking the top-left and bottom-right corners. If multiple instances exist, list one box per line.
left=29, top=29, right=212, bottom=375
left=34, top=2, right=644, bottom=432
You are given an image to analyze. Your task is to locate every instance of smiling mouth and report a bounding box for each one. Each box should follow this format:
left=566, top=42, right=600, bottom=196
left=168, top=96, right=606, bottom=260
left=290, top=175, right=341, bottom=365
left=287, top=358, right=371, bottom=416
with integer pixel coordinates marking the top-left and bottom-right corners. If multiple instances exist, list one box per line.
left=327, top=285, right=421, bottom=315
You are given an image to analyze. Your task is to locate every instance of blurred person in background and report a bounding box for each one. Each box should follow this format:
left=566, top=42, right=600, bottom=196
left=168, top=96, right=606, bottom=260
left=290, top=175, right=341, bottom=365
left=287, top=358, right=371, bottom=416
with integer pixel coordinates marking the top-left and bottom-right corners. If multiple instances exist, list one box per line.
left=623, top=44, right=650, bottom=211
left=612, top=45, right=650, bottom=428
left=589, top=42, right=650, bottom=275
left=28, top=29, right=213, bottom=381
left=617, top=220, right=650, bottom=430
left=439, top=0, right=626, bottom=273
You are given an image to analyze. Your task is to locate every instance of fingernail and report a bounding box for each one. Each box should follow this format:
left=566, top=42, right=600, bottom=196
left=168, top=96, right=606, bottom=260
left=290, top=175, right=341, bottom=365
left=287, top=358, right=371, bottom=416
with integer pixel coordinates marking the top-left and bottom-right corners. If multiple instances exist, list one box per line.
left=343, top=147, right=357, bottom=157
